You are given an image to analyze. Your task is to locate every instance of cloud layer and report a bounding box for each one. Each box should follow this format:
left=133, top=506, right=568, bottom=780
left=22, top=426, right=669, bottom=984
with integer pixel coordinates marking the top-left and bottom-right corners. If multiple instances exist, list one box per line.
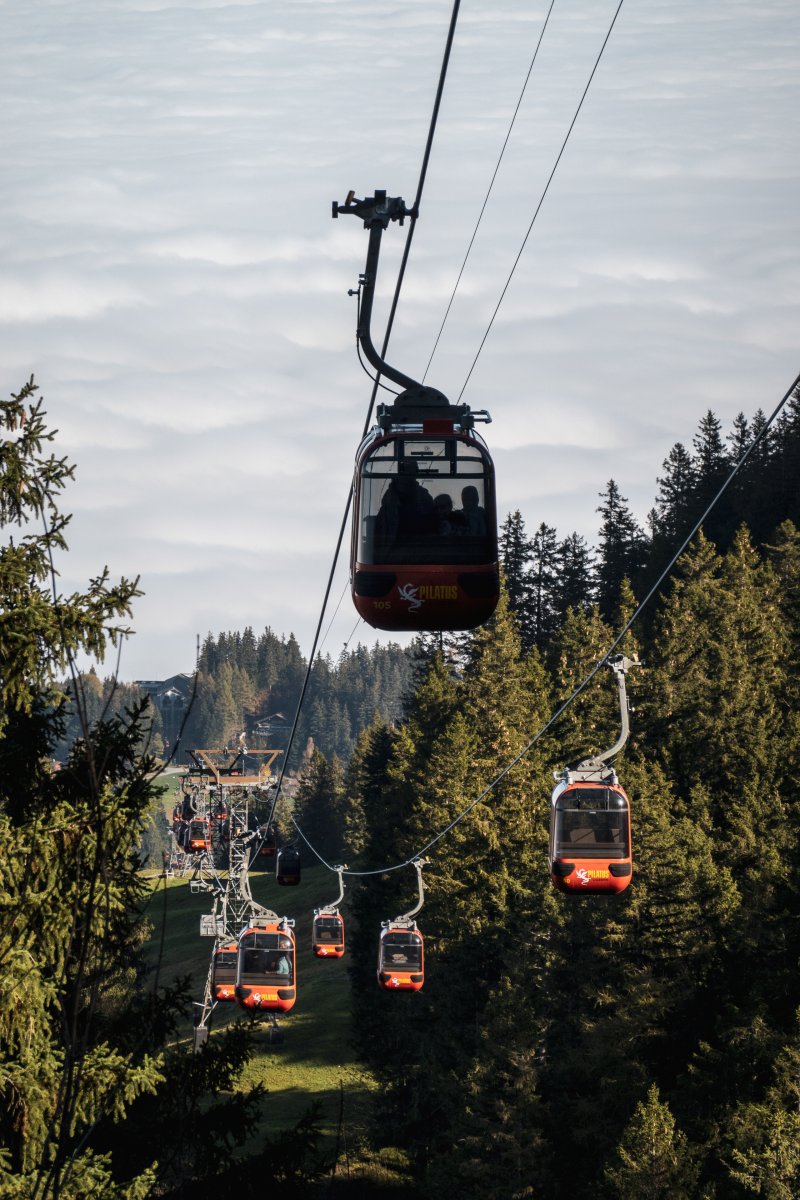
left=2, top=0, right=798, bottom=678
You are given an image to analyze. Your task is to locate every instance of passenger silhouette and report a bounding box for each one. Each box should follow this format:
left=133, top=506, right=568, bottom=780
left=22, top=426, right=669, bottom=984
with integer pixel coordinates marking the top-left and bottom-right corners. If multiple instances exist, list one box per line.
left=460, top=485, right=487, bottom=536
left=375, top=459, right=435, bottom=555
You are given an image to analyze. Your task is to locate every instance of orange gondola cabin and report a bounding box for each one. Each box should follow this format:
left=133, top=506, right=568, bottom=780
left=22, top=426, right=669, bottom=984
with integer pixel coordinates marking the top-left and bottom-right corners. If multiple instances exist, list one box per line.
left=212, top=942, right=238, bottom=1002
left=549, top=779, right=633, bottom=894
left=235, top=919, right=296, bottom=1014
left=549, top=656, right=638, bottom=896
left=312, top=912, right=345, bottom=958
left=377, top=923, right=424, bottom=992
left=186, top=817, right=211, bottom=854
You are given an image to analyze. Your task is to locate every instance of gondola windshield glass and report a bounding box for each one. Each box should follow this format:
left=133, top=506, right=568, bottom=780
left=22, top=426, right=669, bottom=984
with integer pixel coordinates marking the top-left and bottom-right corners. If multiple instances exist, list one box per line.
left=359, top=439, right=493, bottom=566
left=553, top=787, right=629, bottom=860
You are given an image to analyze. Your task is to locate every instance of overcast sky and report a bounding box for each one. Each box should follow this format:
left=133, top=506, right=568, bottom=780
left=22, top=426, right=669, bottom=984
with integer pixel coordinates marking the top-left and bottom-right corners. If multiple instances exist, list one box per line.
left=3, top=0, right=798, bottom=681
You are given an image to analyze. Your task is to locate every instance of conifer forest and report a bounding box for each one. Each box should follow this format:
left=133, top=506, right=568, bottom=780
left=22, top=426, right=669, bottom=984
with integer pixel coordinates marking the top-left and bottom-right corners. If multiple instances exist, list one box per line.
left=2, top=378, right=800, bottom=1198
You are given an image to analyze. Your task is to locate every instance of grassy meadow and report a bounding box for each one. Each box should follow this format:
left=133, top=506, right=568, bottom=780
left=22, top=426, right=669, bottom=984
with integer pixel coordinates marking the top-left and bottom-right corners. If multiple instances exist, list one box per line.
left=144, top=860, right=377, bottom=1141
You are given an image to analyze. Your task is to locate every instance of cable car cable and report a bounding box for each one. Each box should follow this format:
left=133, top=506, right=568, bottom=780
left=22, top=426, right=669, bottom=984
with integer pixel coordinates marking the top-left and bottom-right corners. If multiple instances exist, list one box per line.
left=457, top=0, right=626, bottom=402
left=260, top=0, right=464, bottom=837
left=290, top=367, right=800, bottom=878
left=423, top=0, right=558, bottom=383
left=319, top=581, right=349, bottom=653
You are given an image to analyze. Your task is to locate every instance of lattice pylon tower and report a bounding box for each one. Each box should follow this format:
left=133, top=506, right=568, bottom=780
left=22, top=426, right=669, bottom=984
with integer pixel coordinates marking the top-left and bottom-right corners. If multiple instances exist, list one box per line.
left=193, top=784, right=276, bottom=1047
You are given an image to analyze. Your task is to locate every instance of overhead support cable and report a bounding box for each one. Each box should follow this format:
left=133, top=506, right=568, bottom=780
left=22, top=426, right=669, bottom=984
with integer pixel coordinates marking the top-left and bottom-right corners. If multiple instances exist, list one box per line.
left=423, top=0, right=558, bottom=382
left=458, top=0, right=626, bottom=401
left=264, top=0, right=463, bottom=833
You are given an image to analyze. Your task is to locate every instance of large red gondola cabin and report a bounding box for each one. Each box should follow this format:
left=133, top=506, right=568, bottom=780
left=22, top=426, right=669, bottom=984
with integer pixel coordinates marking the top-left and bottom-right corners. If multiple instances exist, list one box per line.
left=377, top=924, right=424, bottom=992
left=235, top=920, right=296, bottom=1013
left=334, top=190, right=498, bottom=634
left=549, top=780, right=632, bottom=894
left=352, top=416, right=499, bottom=632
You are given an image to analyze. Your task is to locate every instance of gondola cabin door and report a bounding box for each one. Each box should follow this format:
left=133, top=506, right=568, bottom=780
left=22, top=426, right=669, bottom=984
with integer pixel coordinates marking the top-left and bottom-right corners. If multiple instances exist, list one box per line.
left=549, top=781, right=632, bottom=894
left=352, top=422, right=499, bottom=632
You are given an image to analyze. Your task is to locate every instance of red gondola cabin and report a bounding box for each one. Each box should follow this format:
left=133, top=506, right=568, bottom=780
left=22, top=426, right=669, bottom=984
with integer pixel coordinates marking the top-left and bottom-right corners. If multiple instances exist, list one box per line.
left=377, top=924, right=424, bottom=991
left=235, top=920, right=296, bottom=1014
left=549, top=781, right=632, bottom=894
left=352, top=415, right=499, bottom=633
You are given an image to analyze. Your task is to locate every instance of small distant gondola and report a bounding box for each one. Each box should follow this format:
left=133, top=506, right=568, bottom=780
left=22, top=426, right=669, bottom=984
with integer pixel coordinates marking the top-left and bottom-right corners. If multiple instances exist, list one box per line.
left=377, top=924, right=424, bottom=991
left=377, top=858, right=427, bottom=991
left=549, top=656, right=638, bottom=895
left=186, top=817, right=211, bottom=854
left=313, top=913, right=345, bottom=958
left=212, top=942, right=238, bottom=1002
left=235, top=919, right=296, bottom=1014
left=257, top=824, right=278, bottom=859
left=313, top=867, right=346, bottom=957
left=276, top=846, right=301, bottom=886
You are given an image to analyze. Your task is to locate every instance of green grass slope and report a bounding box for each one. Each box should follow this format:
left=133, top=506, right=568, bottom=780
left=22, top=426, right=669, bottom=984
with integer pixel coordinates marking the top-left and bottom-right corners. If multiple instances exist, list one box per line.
left=144, top=861, right=377, bottom=1143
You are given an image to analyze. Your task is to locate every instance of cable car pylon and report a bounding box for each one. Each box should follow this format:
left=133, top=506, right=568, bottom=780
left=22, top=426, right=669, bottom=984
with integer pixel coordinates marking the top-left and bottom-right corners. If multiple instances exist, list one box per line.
left=378, top=858, right=427, bottom=991
left=186, top=748, right=294, bottom=1051
left=334, top=190, right=500, bottom=633
left=548, top=655, right=639, bottom=895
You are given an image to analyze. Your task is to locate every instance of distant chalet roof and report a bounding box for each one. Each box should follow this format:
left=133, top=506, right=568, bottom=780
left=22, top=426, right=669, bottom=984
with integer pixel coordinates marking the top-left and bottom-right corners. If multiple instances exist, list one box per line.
left=137, top=673, right=194, bottom=700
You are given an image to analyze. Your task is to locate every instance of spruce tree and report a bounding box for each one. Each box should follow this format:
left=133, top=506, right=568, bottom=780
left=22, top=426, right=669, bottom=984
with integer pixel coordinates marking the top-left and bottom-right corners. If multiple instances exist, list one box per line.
left=604, top=1083, right=697, bottom=1200
left=595, top=480, right=648, bottom=622
left=530, top=521, right=560, bottom=652
left=499, top=510, right=535, bottom=643
left=0, top=381, right=164, bottom=1197
left=554, top=530, right=595, bottom=622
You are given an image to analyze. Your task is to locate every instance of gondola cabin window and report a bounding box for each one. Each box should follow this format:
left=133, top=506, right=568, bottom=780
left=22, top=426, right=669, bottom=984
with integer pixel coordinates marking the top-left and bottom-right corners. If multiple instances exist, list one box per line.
left=239, top=933, right=295, bottom=985
left=359, top=439, right=493, bottom=567
left=380, top=930, right=423, bottom=968
left=552, top=787, right=629, bottom=859
left=212, top=945, right=238, bottom=1001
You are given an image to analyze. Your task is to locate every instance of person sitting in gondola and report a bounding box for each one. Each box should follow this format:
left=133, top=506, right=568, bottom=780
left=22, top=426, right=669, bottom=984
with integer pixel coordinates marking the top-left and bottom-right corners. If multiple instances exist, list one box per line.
left=460, top=485, right=487, bottom=536
left=434, top=492, right=469, bottom=535
left=274, top=953, right=290, bottom=976
left=375, top=459, right=435, bottom=558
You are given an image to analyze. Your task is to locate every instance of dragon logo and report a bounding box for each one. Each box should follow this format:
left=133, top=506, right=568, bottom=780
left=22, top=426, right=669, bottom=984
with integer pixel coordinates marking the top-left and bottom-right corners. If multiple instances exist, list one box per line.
left=575, top=868, right=590, bottom=886
left=398, top=583, right=423, bottom=611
